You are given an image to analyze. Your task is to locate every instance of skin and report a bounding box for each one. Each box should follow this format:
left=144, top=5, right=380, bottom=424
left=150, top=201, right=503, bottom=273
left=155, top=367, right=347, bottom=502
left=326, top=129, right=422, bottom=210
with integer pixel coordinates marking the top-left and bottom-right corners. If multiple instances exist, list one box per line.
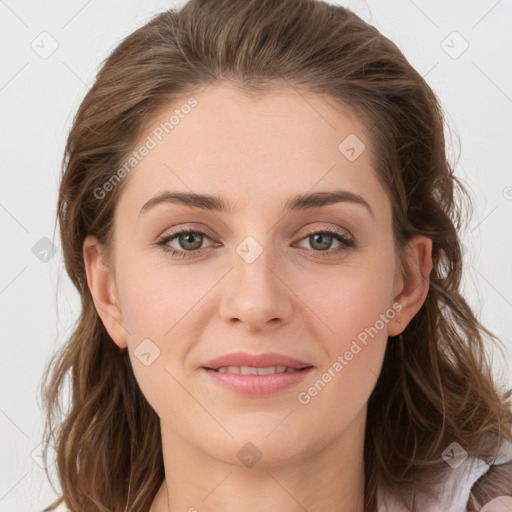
left=83, top=83, right=433, bottom=512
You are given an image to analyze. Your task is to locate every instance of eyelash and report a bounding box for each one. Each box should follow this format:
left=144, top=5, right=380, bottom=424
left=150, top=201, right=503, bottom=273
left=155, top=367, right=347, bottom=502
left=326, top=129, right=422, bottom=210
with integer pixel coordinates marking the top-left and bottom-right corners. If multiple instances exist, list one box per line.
left=155, top=226, right=356, bottom=260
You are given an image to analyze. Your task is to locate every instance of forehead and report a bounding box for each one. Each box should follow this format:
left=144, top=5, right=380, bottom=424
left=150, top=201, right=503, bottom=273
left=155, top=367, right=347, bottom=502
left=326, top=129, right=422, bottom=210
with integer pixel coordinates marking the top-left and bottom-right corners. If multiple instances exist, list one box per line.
left=116, top=83, right=388, bottom=220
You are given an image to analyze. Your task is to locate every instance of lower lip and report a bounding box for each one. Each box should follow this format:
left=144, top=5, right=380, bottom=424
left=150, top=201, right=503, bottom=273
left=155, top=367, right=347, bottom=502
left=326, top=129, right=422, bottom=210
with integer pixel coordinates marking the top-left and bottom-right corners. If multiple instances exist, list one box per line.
left=201, top=367, right=313, bottom=396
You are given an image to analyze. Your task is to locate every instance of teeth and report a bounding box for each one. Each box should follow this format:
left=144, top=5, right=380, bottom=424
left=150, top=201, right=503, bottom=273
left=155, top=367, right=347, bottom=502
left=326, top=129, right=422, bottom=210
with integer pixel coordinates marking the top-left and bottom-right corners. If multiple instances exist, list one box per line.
left=215, top=365, right=299, bottom=375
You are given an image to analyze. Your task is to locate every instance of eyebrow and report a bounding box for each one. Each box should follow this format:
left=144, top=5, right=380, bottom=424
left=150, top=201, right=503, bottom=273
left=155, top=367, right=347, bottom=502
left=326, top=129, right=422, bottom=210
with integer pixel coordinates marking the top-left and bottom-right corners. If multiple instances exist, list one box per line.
left=139, top=189, right=374, bottom=218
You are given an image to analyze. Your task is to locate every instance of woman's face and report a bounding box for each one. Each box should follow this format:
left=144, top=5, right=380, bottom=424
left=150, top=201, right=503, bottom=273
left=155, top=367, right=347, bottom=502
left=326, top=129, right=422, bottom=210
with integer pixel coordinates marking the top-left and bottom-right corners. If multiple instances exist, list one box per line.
left=85, top=83, right=431, bottom=467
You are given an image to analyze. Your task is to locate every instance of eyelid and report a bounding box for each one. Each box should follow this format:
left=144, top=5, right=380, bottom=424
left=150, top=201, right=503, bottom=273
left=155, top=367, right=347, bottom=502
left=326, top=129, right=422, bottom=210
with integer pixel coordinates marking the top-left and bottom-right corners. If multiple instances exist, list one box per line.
left=157, top=223, right=216, bottom=240
left=300, top=223, right=353, bottom=240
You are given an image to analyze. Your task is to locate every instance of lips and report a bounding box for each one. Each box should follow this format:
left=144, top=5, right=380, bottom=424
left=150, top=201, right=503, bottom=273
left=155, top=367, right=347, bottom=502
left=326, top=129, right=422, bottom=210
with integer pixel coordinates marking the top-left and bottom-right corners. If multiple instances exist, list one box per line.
left=201, top=352, right=314, bottom=396
left=202, top=351, right=313, bottom=371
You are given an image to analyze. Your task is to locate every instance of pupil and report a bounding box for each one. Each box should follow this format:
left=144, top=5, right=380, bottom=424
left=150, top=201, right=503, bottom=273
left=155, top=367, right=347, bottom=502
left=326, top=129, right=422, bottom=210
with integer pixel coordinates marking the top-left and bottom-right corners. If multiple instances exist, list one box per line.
left=312, top=233, right=331, bottom=251
left=181, top=233, right=202, bottom=250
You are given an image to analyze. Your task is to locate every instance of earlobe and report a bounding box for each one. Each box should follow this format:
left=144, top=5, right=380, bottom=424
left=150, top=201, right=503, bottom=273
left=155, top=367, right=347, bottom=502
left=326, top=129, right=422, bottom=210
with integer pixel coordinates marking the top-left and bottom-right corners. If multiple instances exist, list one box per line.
left=388, top=235, right=433, bottom=337
left=83, top=235, right=127, bottom=350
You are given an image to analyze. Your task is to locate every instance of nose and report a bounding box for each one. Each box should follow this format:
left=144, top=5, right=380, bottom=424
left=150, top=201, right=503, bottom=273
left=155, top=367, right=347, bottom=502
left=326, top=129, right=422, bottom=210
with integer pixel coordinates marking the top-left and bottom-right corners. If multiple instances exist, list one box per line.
left=219, top=241, right=293, bottom=332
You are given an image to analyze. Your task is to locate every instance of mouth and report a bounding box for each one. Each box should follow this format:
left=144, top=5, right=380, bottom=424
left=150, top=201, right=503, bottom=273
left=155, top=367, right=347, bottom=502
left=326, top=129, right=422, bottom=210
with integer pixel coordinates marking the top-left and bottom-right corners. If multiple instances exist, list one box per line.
left=201, top=351, right=313, bottom=372
left=201, top=366, right=314, bottom=396
left=203, top=365, right=313, bottom=375
left=200, top=352, right=314, bottom=396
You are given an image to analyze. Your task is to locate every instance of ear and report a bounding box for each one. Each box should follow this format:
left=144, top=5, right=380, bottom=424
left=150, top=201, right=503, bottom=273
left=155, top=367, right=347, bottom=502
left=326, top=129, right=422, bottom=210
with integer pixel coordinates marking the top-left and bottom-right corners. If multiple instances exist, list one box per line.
left=83, top=235, right=127, bottom=350
left=388, top=235, right=433, bottom=337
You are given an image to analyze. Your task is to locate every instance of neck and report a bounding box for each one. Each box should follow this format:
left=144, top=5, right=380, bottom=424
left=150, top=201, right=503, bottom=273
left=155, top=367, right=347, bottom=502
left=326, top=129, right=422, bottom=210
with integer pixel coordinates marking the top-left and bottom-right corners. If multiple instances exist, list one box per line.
left=150, top=407, right=367, bottom=512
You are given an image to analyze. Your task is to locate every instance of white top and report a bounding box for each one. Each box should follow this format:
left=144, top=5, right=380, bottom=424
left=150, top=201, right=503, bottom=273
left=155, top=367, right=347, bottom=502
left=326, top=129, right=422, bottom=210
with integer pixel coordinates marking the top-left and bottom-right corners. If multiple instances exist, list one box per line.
left=49, top=432, right=512, bottom=512
left=378, top=428, right=512, bottom=512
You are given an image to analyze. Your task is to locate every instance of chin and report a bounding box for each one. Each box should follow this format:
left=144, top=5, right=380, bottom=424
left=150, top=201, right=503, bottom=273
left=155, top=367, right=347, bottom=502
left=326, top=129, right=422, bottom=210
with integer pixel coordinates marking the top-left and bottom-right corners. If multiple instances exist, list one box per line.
left=203, top=428, right=313, bottom=468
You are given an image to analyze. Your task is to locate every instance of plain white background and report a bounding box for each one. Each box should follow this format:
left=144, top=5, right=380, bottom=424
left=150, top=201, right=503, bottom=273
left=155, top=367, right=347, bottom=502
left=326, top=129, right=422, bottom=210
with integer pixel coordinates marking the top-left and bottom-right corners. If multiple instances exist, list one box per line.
left=1, top=1, right=511, bottom=510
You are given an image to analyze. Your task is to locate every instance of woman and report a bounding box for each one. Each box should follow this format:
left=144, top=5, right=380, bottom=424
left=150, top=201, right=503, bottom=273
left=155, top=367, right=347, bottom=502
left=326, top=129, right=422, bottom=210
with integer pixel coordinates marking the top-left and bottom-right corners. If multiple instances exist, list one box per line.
left=40, top=0, right=512, bottom=510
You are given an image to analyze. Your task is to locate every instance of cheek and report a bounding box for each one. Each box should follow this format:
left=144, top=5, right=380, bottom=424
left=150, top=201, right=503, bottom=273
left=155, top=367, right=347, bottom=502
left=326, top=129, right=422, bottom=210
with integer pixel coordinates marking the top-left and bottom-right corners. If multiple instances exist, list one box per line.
left=296, top=250, right=396, bottom=389
left=294, top=265, right=393, bottom=421
left=115, top=254, right=188, bottom=336
left=115, top=258, right=210, bottom=389
left=302, top=254, right=396, bottom=336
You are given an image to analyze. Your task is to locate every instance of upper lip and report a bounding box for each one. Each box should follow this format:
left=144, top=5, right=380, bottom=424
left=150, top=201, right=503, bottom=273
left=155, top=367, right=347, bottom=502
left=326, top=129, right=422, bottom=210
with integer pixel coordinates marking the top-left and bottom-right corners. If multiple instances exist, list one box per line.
left=202, top=352, right=313, bottom=370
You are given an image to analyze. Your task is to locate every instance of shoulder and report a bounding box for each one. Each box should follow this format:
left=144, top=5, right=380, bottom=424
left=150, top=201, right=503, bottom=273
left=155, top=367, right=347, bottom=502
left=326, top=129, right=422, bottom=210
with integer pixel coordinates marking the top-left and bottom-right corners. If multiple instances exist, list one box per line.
left=469, top=460, right=512, bottom=510
left=468, top=432, right=512, bottom=510
left=445, top=432, right=512, bottom=511
left=479, top=495, right=512, bottom=511
left=377, top=432, right=512, bottom=512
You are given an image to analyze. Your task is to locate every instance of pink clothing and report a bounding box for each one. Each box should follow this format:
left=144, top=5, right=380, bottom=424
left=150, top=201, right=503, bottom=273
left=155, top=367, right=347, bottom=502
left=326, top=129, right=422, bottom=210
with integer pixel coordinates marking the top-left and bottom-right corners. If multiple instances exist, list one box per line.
left=378, top=430, right=512, bottom=512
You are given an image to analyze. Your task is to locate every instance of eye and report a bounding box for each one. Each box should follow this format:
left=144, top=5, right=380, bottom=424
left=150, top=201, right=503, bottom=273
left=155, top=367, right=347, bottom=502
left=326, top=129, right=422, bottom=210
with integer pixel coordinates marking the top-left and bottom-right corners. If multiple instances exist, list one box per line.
left=294, top=226, right=356, bottom=258
left=155, top=225, right=356, bottom=259
left=156, top=228, right=214, bottom=259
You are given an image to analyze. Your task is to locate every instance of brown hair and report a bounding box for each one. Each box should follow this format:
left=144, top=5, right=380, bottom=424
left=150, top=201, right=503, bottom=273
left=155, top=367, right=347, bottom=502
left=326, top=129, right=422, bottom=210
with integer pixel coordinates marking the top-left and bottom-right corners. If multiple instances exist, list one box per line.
left=40, top=0, right=512, bottom=511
